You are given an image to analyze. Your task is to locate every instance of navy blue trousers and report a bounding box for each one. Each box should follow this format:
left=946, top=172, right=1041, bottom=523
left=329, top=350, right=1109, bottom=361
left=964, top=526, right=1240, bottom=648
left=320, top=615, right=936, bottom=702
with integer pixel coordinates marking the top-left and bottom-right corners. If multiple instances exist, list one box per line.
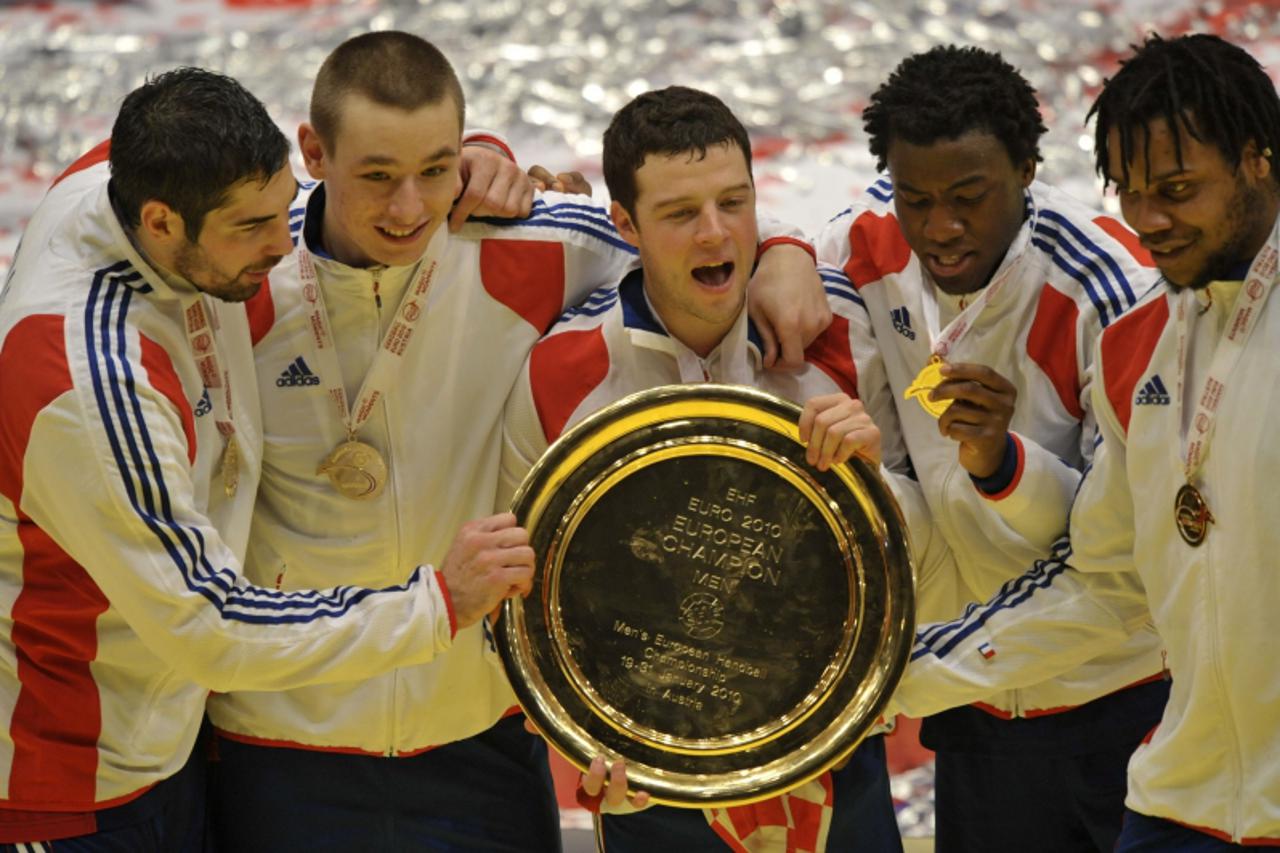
left=925, top=679, right=1170, bottom=853
left=209, top=715, right=560, bottom=852
left=597, top=734, right=902, bottom=852
left=0, top=730, right=207, bottom=852
left=1116, top=810, right=1272, bottom=852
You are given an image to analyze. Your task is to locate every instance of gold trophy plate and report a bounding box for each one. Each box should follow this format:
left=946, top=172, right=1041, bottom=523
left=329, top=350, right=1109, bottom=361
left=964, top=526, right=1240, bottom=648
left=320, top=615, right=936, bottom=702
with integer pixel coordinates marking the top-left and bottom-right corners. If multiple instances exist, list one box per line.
left=498, top=384, right=915, bottom=807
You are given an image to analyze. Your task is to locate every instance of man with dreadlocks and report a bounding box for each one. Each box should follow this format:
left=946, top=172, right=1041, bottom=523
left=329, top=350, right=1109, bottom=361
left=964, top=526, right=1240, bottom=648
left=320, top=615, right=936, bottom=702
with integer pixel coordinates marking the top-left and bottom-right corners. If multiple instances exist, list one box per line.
left=890, top=33, right=1280, bottom=849
left=814, top=45, right=1168, bottom=851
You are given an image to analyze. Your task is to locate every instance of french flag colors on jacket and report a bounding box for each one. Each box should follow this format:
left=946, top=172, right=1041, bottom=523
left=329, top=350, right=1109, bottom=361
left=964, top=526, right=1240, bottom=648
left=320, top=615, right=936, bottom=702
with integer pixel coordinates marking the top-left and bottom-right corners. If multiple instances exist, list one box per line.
left=895, top=230, right=1280, bottom=842
left=0, top=155, right=459, bottom=836
left=814, top=178, right=1168, bottom=718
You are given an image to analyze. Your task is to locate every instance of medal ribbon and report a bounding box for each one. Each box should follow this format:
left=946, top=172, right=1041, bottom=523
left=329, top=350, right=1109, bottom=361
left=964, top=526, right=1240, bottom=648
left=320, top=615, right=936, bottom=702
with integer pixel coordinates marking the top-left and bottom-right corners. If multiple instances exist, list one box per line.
left=1173, top=218, right=1280, bottom=484
left=182, top=296, right=240, bottom=495
left=918, top=247, right=1021, bottom=358
left=296, top=245, right=439, bottom=440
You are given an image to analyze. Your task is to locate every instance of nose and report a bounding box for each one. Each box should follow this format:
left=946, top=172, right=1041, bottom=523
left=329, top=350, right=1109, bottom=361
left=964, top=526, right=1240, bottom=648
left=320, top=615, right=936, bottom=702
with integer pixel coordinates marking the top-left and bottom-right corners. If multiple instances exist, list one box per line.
left=922, top=203, right=963, bottom=245
left=1122, top=194, right=1173, bottom=236
left=265, top=215, right=294, bottom=258
left=695, top=206, right=728, bottom=245
left=387, top=177, right=424, bottom=223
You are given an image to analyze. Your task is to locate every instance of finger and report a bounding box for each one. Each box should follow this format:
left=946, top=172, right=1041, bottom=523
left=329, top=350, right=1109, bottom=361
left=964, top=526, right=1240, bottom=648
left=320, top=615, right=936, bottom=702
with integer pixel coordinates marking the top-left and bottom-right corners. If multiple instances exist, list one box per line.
left=754, top=312, right=780, bottom=368
left=449, top=184, right=484, bottom=232
left=835, top=426, right=879, bottom=466
left=797, top=401, right=818, bottom=446
left=939, top=361, right=1016, bottom=392
left=485, top=523, right=531, bottom=549
left=527, top=165, right=555, bottom=188
left=557, top=171, right=592, bottom=196
left=506, top=176, right=535, bottom=219
left=776, top=329, right=806, bottom=370
left=473, top=512, right=518, bottom=532
left=930, top=379, right=1008, bottom=411
left=523, top=717, right=542, bottom=736
left=606, top=761, right=629, bottom=807
left=818, top=416, right=865, bottom=469
left=631, top=791, right=651, bottom=810
left=582, top=757, right=607, bottom=797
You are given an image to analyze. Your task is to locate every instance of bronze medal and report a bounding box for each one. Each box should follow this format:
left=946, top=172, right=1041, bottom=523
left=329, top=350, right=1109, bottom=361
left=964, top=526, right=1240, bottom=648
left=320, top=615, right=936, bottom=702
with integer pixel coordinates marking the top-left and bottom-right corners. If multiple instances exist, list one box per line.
left=1174, top=483, right=1213, bottom=546
left=221, top=434, right=240, bottom=498
left=317, top=439, right=388, bottom=501
left=903, top=355, right=953, bottom=419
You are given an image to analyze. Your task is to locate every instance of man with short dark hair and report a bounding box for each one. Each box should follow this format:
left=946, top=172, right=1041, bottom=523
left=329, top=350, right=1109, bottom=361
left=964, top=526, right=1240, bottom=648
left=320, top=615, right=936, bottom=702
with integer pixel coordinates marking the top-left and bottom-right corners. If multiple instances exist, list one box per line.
left=208, top=34, right=829, bottom=851
left=893, top=32, right=1280, bottom=850
left=815, top=45, right=1167, bottom=851
left=0, top=67, right=533, bottom=851
left=500, top=84, right=927, bottom=853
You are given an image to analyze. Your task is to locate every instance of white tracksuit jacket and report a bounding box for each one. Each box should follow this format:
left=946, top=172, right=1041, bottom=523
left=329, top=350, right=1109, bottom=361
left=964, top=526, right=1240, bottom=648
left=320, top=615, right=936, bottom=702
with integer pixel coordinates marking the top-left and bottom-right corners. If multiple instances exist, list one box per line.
left=894, top=216, right=1280, bottom=842
left=0, top=154, right=455, bottom=816
left=206, top=185, right=640, bottom=754
left=815, top=178, right=1166, bottom=717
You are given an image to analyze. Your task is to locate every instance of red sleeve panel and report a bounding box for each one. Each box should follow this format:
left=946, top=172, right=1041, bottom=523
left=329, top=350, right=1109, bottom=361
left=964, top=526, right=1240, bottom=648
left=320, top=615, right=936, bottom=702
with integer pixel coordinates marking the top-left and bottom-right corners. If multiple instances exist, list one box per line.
left=1026, top=283, right=1085, bottom=421
left=481, top=239, right=566, bottom=335
left=803, top=315, right=858, bottom=399
left=1092, top=216, right=1155, bottom=268
left=0, top=314, right=111, bottom=808
left=139, top=336, right=197, bottom=466
left=50, top=140, right=110, bottom=188
left=841, top=210, right=913, bottom=290
left=529, top=327, right=610, bottom=442
left=1100, top=296, right=1170, bottom=434
left=244, top=278, right=276, bottom=347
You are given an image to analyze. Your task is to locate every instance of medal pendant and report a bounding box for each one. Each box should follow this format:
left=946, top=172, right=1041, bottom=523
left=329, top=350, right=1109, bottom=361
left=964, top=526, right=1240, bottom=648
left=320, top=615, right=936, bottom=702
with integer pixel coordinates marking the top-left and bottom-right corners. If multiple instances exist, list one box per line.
left=1174, top=483, right=1213, bottom=546
left=903, top=355, right=954, bottom=419
left=221, top=435, right=240, bottom=498
left=317, top=439, right=388, bottom=500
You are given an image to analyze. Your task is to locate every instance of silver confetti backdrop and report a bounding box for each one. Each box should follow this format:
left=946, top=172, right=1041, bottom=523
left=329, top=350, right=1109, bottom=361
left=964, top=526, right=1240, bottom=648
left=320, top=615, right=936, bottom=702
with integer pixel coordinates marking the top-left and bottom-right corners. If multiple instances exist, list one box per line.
left=1, top=0, right=1277, bottom=248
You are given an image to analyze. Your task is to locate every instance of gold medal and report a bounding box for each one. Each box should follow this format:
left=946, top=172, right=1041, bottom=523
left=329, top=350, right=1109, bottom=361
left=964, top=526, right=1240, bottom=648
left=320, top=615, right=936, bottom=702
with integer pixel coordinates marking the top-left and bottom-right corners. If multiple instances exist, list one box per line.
left=317, top=439, right=388, bottom=500
left=221, top=434, right=240, bottom=498
left=1174, top=483, right=1213, bottom=546
left=903, top=355, right=953, bottom=419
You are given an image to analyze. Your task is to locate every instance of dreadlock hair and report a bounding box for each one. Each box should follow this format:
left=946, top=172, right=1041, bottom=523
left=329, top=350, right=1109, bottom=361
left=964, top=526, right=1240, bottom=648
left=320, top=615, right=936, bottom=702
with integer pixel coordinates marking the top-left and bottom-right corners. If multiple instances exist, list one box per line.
left=863, top=45, right=1046, bottom=173
left=1090, top=33, right=1280, bottom=189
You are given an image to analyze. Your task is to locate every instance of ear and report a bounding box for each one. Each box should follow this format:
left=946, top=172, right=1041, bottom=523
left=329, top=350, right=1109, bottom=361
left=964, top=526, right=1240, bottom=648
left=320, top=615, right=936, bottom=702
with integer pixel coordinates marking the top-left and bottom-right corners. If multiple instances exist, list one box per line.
left=298, top=123, right=328, bottom=180
left=1242, top=139, right=1272, bottom=183
left=138, top=199, right=185, bottom=245
left=610, top=201, right=641, bottom=249
left=1019, top=157, right=1037, bottom=188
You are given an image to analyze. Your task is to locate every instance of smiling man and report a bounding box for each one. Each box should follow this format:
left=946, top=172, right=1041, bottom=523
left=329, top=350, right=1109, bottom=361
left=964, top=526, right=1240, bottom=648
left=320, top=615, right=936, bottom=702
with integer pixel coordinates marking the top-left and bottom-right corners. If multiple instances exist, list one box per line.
left=0, top=68, right=535, bottom=852
left=893, top=32, right=1280, bottom=850
left=815, top=46, right=1167, bottom=852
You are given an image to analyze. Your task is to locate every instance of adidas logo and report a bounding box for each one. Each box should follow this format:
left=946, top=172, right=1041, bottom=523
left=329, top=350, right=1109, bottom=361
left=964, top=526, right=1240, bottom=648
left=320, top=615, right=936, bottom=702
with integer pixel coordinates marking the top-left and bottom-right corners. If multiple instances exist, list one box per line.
left=1135, top=374, right=1171, bottom=406
left=276, top=356, right=321, bottom=388
left=891, top=306, right=916, bottom=340
left=193, top=388, right=212, bottom=417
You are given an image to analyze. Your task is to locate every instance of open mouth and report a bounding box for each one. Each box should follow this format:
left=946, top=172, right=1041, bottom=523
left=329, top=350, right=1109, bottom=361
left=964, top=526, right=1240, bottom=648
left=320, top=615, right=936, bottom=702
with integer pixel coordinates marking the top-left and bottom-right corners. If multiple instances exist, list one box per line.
left=927, top=252, right=974, bottom=275
left=691, top=261, right=734, bottom=287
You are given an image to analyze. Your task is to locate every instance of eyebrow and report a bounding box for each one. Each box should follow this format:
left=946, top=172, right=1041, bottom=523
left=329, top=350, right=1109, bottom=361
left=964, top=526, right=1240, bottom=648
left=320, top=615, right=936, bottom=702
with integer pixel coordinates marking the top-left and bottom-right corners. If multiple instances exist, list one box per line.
left=651, top=182, right=753, bottom=210
left=357, top=144, right=459, bottom=167
left=1110, top=166, right=1190, bottom=190
left=895, top=174, right=987, bottom=195
left=227, top=180, right=301, bottom=227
